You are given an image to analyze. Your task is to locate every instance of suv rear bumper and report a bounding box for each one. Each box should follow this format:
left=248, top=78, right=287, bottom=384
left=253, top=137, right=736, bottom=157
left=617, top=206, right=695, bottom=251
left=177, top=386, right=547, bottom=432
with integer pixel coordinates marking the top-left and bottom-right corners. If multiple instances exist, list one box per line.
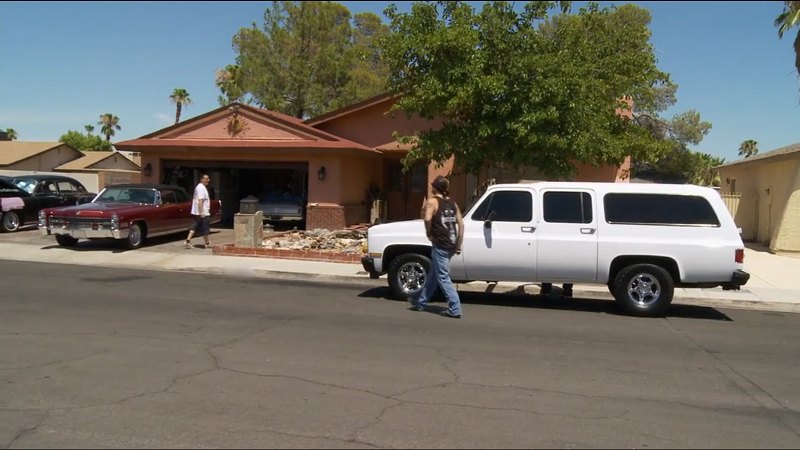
left=722, top=269, right=750, bottom=290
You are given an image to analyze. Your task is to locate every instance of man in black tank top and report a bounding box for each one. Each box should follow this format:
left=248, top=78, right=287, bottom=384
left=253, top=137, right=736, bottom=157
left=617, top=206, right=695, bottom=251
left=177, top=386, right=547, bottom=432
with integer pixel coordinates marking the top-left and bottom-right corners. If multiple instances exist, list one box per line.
left=410, top=175, right=464, bottom=318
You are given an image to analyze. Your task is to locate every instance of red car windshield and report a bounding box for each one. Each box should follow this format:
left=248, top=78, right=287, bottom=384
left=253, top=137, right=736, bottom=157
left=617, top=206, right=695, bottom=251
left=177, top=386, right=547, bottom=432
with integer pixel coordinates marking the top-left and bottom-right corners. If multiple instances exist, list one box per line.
left=96, top=187, right=156, bottom=204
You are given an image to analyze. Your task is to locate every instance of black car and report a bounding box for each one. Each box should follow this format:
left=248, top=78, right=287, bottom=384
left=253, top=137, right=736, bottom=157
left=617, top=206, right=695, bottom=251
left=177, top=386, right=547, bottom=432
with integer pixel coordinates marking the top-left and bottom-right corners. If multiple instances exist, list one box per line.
left=0, top=175, right=95, bottom=232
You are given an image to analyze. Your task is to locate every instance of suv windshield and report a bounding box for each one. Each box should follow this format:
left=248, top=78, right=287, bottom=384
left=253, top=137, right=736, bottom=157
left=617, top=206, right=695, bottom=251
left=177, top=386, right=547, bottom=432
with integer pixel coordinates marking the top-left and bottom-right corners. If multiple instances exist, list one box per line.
left=95, top=187, right=156, bottom=204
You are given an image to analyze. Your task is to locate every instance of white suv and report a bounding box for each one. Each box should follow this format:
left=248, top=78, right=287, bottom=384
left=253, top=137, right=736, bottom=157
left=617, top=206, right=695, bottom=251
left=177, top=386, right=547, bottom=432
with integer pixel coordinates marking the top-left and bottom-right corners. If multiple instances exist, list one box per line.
left=362, top=182, right=750, bottom=316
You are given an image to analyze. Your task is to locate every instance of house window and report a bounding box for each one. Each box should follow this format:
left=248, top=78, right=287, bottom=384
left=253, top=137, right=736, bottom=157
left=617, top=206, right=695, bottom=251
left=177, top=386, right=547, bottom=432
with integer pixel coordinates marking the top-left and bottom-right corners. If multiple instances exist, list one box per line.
left=388, top=163, right=403, bottom=192
left=410, top=165, right=427, bottom=193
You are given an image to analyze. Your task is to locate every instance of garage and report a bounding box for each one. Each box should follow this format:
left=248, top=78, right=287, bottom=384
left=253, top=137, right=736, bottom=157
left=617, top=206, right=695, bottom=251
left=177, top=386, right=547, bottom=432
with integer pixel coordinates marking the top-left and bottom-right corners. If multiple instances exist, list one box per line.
left=161, top=160, right=308, bottom=227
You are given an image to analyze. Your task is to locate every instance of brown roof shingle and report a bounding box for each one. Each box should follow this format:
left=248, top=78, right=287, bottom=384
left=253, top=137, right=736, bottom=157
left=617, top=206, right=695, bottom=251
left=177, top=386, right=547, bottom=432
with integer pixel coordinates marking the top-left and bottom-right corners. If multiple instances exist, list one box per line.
left=0, top=141, right=64, bottom=166
left=54, top=151, right=135, bottom=171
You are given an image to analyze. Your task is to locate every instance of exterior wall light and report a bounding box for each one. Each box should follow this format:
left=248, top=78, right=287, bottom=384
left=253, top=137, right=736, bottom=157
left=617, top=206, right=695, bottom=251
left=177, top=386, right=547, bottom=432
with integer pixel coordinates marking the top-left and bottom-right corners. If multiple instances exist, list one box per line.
left=143, top=163, right=152, bottom=177
left=318, top=166, right=326, bottom=181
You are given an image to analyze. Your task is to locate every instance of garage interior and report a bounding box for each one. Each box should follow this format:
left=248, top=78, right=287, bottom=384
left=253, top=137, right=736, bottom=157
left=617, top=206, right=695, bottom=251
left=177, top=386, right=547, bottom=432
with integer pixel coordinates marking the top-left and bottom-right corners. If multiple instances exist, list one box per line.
left=161, top=160, right=308, bottom=227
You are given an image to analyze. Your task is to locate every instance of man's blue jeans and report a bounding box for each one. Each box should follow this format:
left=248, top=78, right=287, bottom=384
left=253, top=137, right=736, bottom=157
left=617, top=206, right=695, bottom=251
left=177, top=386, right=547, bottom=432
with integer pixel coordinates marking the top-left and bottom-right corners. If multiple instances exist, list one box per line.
left=416, top=245, right=462, bottom=316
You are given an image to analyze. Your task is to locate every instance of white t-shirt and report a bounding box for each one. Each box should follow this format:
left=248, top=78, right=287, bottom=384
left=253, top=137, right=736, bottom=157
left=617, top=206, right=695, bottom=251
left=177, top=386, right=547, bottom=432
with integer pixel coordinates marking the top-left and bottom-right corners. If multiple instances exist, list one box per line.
left=191, top=183, right=210, bottom=217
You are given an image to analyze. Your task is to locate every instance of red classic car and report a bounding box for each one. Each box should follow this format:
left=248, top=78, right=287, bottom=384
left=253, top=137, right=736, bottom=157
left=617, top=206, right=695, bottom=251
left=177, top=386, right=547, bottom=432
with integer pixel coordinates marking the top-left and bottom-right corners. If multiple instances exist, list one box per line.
left=38, top=184, right=221, bottom=249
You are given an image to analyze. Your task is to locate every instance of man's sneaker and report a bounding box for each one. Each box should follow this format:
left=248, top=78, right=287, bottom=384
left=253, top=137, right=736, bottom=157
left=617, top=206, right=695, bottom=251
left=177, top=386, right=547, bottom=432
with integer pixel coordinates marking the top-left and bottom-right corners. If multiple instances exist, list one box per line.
left=442, top=311, right=462, bottom=319
left=408, top=305, right=425, bottom=312
left=184, top=241, right=192, bottom=249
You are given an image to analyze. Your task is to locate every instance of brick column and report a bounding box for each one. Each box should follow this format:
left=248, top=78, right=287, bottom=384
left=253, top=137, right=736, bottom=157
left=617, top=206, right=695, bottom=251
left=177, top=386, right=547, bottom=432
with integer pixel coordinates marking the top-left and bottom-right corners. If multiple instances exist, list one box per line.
left=306, top=204, right=346, bottom=230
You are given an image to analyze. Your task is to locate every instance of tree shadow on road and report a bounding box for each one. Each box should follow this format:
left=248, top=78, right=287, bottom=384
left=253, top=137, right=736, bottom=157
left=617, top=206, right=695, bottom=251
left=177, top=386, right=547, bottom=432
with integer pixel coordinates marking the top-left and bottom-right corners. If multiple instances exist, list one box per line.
left=357, top=287, right=733, bottom=322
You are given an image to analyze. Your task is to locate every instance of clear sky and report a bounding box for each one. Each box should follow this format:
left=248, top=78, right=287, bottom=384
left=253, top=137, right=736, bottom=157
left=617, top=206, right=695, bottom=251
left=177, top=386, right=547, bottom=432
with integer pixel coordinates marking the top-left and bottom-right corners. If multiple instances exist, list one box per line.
left=1, top=1, right=798, bottom=163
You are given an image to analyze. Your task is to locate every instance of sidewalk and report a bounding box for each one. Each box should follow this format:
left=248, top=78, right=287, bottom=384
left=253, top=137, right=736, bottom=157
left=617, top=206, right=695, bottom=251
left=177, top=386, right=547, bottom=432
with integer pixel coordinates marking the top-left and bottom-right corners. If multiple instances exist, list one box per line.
left=1, top=240, right=799, bottom=313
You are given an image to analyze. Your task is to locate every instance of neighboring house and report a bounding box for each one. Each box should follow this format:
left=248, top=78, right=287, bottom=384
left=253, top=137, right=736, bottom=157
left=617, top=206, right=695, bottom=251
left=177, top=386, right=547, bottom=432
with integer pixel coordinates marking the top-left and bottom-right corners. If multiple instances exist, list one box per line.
left=54, top=151, right=142, bottom=189
left=0, top=141, right=83, bottom=172
left=0, top=141, right=143, bottom=193
left=0, top=130, right=8, bottom=141
left=116, top=95, right=632, bottom=230
left=715, top=142, right=800, bottom=253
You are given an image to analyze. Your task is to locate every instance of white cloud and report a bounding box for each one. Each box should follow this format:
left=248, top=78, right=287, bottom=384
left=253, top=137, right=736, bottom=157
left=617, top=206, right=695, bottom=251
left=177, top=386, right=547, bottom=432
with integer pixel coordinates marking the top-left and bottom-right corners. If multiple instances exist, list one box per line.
left=153, top=113, right=173, bottom=126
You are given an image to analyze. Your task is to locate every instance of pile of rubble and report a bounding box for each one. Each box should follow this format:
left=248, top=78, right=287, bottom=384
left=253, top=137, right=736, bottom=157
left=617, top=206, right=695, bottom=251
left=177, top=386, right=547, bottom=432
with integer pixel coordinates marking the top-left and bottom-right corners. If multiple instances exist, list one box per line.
left=262, top=227, right=368, bottom=254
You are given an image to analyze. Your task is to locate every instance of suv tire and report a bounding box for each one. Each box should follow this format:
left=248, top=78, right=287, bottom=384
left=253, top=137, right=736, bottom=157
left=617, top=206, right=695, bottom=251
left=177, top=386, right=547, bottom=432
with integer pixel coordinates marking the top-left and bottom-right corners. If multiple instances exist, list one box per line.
left=388, top=253, right=431, bottom=301
left=612, top=263, right=674, bottom=317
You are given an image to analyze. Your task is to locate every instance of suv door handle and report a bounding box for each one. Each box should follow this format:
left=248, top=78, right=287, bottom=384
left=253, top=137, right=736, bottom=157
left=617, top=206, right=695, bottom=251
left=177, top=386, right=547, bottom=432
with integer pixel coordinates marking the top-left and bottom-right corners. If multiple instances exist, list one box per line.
left=521, top=226, right=536, bottom=233
left=580, top=228, right=596, bottom=234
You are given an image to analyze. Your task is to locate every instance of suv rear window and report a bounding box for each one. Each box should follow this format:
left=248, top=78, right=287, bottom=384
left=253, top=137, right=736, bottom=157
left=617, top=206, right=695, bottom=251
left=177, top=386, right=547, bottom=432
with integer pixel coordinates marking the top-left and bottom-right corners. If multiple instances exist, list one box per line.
left=604, top=193, right=720, bottom=226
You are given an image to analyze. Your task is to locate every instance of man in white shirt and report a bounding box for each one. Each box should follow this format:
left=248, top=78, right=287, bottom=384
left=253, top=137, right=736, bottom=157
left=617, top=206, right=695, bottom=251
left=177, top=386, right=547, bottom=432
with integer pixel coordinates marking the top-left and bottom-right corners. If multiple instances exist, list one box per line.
left=184, top=174, right=211, bottom=249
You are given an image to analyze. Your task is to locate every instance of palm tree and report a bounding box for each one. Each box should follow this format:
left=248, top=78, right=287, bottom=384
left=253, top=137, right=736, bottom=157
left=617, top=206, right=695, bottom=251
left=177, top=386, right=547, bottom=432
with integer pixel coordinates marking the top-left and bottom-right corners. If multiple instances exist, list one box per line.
left=84, top=124, right=95, bottom=135
left=738, top=139, right=759, bottom=158
left=98, top=114, right=121, bottom=142
left=169, top=88, right=192, bottom=124
left=5, top=128, right=17, bottom=140
left=775, top=1, right=800, bottom=77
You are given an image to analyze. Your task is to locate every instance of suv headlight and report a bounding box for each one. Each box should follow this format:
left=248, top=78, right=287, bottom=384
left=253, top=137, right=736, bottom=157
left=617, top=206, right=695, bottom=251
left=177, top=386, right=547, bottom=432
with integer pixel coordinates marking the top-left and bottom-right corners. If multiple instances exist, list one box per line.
left=111, top=213, right=119, bottom=229
left=38, top=210, right=47, bottom=227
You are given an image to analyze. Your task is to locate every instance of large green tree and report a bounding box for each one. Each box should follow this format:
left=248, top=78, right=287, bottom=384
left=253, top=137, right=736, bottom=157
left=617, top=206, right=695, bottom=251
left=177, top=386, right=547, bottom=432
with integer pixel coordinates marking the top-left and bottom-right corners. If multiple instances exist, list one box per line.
left=775, top=1, right=800, bottom=78
left=225, top=1, right=390, bottom=118
left=60, top=126, right=113, bottom=152
left=98, top=113, right=121, bottom=142
left=5, top=128, right=17, bottom=140
left=382, top=1, right=679, bottom=177
left=215, top=64, right=247, bottom=106
left=169, top=88, right=192, bottom=124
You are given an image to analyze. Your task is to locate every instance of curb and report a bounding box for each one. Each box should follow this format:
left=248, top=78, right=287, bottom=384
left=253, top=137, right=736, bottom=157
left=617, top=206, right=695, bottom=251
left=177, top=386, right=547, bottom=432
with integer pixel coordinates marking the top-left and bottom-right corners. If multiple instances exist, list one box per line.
left=212, top=244, right=363, bottom=264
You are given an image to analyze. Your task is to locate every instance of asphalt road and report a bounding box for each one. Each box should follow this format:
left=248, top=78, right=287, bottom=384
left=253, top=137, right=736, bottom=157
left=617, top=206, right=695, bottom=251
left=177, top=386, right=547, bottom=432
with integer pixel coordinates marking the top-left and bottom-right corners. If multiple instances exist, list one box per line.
left=2, top=261, right=800, bottom=449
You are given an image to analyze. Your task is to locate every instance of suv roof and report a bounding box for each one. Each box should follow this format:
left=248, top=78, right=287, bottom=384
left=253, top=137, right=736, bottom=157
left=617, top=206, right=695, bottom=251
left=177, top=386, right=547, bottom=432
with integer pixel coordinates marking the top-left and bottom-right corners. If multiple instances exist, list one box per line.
left=487, top=181, right=717, bottom=196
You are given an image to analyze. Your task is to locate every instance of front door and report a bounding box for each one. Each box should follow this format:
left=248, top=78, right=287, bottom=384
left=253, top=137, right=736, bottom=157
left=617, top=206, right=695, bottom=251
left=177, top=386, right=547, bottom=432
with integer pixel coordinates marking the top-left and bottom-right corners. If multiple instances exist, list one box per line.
left=536, top=189, right=599, bottom=282
left=460, top=188, right=538, bottom=282
left=386, top=160, right=427, bottom=221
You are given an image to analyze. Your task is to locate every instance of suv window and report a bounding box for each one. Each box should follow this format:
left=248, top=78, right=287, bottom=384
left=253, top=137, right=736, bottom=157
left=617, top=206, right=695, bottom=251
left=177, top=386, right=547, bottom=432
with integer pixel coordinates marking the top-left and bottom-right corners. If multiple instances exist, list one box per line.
left=471, top=191, right=533, bottom=222
left=604, top=193, right=720, bottom=226
left=543, top=191, right=593, bottom=224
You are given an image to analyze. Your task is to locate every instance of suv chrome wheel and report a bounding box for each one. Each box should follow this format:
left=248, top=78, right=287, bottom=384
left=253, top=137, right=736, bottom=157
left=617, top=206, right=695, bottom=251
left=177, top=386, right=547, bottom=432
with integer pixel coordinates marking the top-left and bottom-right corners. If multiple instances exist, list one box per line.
left=627, top=273, right=662, bottom=306
left=387, top=253, right=432, bottom=300
left=398, top=261, right=426, bottom=295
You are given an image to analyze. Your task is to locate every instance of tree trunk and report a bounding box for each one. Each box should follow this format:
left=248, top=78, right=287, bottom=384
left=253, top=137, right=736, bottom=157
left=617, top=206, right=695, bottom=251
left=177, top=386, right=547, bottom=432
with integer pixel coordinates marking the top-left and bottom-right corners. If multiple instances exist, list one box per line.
left=175, top=104, right=182, bottom=124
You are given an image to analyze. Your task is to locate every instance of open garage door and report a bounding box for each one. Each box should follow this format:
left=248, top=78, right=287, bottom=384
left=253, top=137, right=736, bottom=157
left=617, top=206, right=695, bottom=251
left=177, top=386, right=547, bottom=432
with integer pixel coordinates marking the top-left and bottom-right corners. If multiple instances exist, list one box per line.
left=162, top=161, right=308, bottom=228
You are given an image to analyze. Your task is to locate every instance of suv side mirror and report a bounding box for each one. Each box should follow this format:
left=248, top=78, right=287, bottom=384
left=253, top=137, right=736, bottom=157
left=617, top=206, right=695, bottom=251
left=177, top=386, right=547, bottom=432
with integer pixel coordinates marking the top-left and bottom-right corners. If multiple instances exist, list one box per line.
left=483, top=210, right=496, bottom=229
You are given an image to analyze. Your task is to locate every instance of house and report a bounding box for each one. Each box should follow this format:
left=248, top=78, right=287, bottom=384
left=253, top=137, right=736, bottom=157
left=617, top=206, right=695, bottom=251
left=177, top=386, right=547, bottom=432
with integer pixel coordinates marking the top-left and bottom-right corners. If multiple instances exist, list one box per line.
left=0, top=141, right=141, bottom=192
left=0, top=141, right=84, bottom=172
left=115, top=104, right=381, bottom=229
left=54, top=151, right=142, bottom=188
left=715, top=142, right=800, bottom=253
left=116, top=94, right=631, bottom=230
left=307, top=93, right=630, bottom=218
